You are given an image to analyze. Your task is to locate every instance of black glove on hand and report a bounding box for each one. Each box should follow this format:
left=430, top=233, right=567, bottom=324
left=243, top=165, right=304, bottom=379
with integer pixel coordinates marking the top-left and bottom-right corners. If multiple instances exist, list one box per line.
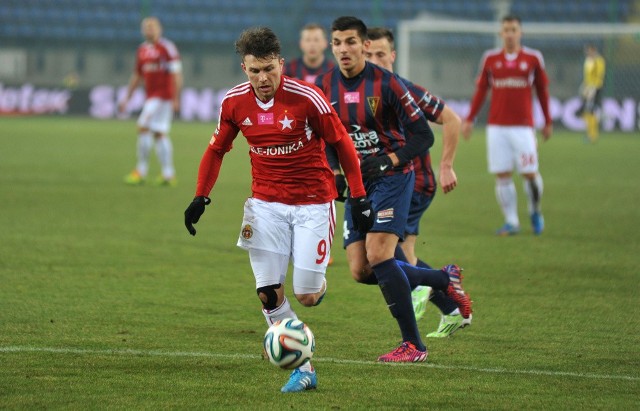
left=349, top=196, right=374, bottom=233
left=335, top=174, right=347, bottom=202
left=184, top=196, right=211, bottom=236
left=360, top=155, right=393, bottom=180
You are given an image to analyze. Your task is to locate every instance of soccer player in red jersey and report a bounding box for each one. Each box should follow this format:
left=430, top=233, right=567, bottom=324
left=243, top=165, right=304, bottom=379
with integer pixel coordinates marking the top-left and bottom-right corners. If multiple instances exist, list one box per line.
left=317, top=16, right=471, bottom=362
left=283, top=23, right=335, bottom=85
left=364, top=27, right=472, bottom=337
left=183, top=27, right=372, bottom=393
left=462, top=15, right=552, bottom=236
left=119, top=17, right=182, bottom=186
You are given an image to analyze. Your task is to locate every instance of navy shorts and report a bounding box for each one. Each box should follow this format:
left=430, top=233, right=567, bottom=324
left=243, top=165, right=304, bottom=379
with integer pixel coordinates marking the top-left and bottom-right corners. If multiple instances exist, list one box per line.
left=404, top=190, right=435, bottom=236
left=343, top=172, right=415, bottom=248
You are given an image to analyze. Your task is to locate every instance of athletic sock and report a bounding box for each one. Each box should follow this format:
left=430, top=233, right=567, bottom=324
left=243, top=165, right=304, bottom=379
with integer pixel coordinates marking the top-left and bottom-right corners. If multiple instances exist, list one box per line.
left=155, top=135, right=175, bottom=179
left=429, top=290, right=459, bottom=315
left=394, top=245, right=409, bottom=263
left=372, top=258, right=425, bottom=351
left=495, top=177, right=519, bottom=227
left=416, top=258, right=432, bottom=269
left=136, top=131, right=153, bottom=177
left=523, top=173, right=544, bottom=215
left=396, top=260, right=449, bottom=290
left=262, top=297, right=297, bottom=326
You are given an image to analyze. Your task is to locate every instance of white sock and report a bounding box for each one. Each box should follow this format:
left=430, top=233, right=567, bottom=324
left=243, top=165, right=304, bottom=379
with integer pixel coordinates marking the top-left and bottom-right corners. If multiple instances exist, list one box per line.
left=446, top=308, right=461, bottom=316
left=136, top=131, right=153, bottom=177
left=495, top=177, right=519, bottom=227
left=155, top=135, right=175, bottom=179
left=523, top=173, right=544, bottom=215
left=262, top=297, right=297, bottom=326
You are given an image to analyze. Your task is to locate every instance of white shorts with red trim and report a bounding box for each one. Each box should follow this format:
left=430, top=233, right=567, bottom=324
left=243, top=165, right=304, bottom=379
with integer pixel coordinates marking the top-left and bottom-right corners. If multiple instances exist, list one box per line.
left=486, top=125, right=539, bottom=174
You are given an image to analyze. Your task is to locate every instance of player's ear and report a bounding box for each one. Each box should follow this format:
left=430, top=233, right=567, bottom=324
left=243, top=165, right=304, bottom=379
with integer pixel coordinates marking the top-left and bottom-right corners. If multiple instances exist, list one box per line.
left=241, top=62, right=246, bottom=73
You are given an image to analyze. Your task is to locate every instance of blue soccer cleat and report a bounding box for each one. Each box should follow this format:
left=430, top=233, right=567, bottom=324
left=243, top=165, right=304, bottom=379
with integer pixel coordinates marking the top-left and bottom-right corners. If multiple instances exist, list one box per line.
left=496, top=223, right=520, bottom=236
left=281, top=368, right=317, bottom=393
left=530, top=212, right=544, bottom=235
left=313, top=279, right=327, bottom=307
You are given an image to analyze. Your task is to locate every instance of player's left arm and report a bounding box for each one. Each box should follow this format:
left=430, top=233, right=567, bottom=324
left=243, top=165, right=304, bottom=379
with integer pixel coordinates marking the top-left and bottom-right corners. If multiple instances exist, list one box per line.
left=434, top=105, right=461, bottom=193
left=408, top=81, right=460, bottom=193
left=534, top=57, right=553, bottom=141
left=165, top=41, right=183, bottom=112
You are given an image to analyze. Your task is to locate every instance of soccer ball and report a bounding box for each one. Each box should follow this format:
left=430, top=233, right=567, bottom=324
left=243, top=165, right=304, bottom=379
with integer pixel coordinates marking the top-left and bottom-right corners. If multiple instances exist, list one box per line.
left=263, top=318, right=315, bottom=369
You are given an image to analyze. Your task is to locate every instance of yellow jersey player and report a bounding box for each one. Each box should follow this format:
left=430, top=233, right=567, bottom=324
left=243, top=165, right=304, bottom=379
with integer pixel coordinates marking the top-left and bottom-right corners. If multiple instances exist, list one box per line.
left=579, top=44, right=606, bottom=143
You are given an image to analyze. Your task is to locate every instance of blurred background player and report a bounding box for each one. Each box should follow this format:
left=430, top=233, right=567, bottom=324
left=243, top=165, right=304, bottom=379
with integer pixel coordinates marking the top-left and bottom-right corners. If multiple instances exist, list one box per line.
left=364, top=27, right=471, bottom=337
left=284, top=23, right=335, bottom=84
left=462, top=15, right=552, bottom=236
left=119, top=17, right=182, bottom=186
left=578, top=43, right=606, bottom=143
left=184, top=27, right=372, bottom=393
left=318, top=16, right=471, bottom=362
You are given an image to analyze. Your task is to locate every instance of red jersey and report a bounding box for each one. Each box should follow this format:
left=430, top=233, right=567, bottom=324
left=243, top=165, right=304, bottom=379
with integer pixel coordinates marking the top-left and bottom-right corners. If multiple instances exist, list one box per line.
left=135, top=38, right=181, bottom=100
left=196, top=76, right=366, bottom=205
left=466, top=46, right=551, bottom=127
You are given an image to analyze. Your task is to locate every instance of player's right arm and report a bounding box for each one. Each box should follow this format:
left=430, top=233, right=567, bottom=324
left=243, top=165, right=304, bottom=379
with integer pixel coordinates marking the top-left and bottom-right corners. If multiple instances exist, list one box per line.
left=463, top=53, right=491, bottom=140
left=184, top=100, right=238, bottom=236
left=119, top=71, right=141, bottom=114
left=195, top=102, right=238, bottom=198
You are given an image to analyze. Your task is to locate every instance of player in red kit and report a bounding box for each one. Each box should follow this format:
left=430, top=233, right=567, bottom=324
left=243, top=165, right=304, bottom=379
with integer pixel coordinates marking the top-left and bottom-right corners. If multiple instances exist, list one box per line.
left=119, top=17, right=182, bottom=186
left=284, top=23, right=335, bottom=85
left=462, top=15, right=552, bottom=236
left=318, top=16, right=471, bottom=363
left=183, top=27, right=372, bottom=394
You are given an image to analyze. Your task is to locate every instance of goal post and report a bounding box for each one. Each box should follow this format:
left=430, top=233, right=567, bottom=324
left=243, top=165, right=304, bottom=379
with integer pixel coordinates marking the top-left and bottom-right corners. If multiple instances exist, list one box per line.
left=396, top=17, right=640, bottom=132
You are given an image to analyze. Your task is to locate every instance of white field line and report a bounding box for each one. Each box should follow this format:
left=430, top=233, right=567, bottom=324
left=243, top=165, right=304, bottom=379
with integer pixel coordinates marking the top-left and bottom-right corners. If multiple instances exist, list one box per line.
left=1, top=345, right=638, bottom=382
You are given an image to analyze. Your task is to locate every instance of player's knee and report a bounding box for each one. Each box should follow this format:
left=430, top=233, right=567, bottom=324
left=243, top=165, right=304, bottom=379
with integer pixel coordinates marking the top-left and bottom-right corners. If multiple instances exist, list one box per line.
left=256, top=283, right=282, bottom=310
left=294, top=293, right=316, bottom=307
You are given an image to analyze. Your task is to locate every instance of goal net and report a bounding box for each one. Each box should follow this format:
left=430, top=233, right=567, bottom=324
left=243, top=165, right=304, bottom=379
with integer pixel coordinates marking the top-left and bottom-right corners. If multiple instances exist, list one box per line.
left=397, top=17, right=640, bottom=132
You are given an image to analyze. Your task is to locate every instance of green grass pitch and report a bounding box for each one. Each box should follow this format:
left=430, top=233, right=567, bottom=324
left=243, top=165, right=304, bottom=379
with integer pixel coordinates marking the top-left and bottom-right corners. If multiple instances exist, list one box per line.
left=1, top=116, right=638, bottom=409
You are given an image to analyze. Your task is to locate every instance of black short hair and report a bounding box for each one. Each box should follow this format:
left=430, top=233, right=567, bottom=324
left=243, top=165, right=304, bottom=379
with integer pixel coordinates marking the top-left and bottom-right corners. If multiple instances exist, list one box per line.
left=235, top=27, right=281, bottom=60
left=331, top=16, right=367, bottom=41
left=501, top=14, right=522, bottom=25
left=367, top=27, right=394, bottom=49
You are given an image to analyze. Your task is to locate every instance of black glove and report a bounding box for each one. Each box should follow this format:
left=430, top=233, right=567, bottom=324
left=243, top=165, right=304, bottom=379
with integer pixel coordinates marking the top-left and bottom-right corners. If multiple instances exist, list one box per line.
left=184, top=196, right=211, bottom=236
left=360, top=155, right=393, bottom=180
left=335, top=174, right=347, bottom=202
left=349, top=196, right=374, bottom=234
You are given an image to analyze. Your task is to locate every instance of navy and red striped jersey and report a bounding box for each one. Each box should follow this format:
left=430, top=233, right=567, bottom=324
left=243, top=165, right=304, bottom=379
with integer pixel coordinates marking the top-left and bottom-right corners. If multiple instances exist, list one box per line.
left=284, top=57, right=335, bottom=85
left=315, top=62, right=427, bottom=176
left=400, top=78, right=445, bottom=196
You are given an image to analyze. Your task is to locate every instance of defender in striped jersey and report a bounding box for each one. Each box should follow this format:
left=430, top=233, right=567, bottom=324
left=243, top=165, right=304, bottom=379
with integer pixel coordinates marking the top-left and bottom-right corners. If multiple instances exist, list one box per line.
left=364, top=27, right=471, bottom=336
left=284, top=23, right=336, bottom=85
left=183, top=27, right=373, bottom=393
left=318, top=17, right=470, bottom=363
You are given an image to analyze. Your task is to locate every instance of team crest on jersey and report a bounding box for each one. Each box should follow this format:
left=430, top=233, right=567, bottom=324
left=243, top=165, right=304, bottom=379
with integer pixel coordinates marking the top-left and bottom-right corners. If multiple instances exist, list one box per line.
left=519, top=61, right=528, bottom=71
left=277, top=112, right=296, bottom=132
left=367, top=97, right=380, bottom=115
left=241, top=224, right=253, bottom=239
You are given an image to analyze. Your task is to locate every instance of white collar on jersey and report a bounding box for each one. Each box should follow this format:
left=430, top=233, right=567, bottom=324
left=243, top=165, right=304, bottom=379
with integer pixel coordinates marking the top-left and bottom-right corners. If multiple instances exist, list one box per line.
left=255, top=96, right=275, bottom=110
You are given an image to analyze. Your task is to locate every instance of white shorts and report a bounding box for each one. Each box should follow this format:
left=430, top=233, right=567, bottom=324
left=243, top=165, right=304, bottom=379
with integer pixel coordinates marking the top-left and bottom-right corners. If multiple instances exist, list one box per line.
left=486, top=125, right=539, bottom=174
left=137, top=98, right=173, bottom=134
left=237, top=198, right=336, bottom=294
